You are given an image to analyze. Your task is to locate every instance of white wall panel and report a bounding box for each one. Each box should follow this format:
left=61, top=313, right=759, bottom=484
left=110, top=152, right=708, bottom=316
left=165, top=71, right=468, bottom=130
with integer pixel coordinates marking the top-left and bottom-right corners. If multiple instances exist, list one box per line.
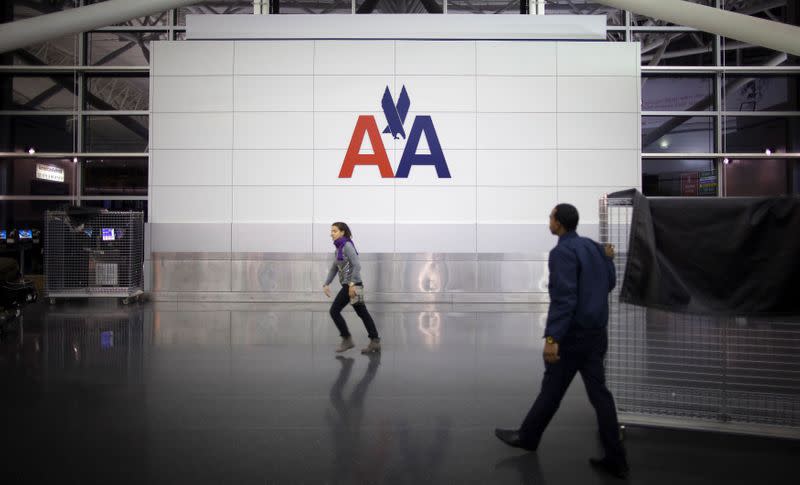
left=233, top=223, right=312, bottom=252
left=152, top=41, right=233, bottom=76
left=313, top=186, right=394, bottom=223
left=477, top=113, right=557, bottom=150
left=558, top=43, right=638, bottom=77
left=151, top=150, right=232, bottom=186
left=477, top=224, right=554, bottom=254
left=314, top=41, right=394, bottom=75
left=477, top=77, right=557, bottom=113
left=314, top=149, right=395, bottom=186
left=233, top=112, right=313, bottom=149
left=394, top=149, right=476, bottom=186
left=557, top=186, right=630, bottom=224
left=233, top=186, right=313, bottom=223
left=314, top=111, right=387, bottom=150
left=477, top=150, right=557, bottom=187
left=558, top=113, right=639, bottom=150
left=396, top=187, right=476, bottom=223
left=152, top=76, right=232, bottom=112
left=395, top=112, right=477, bottom=151
left=396, top=76, right=476, bottom=113
left=151, top=186, right=232, bottom=223
left=558, top=76, right=639, bottom=113
left=394, top=224, right=476, bottom=252
left=233, top=150, right=313, bottom=186
left=477, top=42, right=557, bottom=76
left=312, top=223, right=394, bottom=253
left=151, top=113, right=232, bottom=150
left=558, top=150, right=640, bottom=187
left=396, top=41, right=475, bottom=76
left=234, top=41, right=313, bottom=75
left=477, top=187, right=557, bottom=224
left=314, top=76, right=394, bottom=112
left=150, top=223, right=232, bottom=252
left=233, top=76, right=313, bottom=111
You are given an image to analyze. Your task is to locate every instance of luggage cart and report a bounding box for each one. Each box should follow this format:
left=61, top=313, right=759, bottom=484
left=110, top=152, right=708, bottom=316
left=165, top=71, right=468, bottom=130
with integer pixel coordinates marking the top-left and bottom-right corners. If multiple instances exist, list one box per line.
left=599, top=195, right=800, bottom=440
left=44, top=210, right=144, bottom=305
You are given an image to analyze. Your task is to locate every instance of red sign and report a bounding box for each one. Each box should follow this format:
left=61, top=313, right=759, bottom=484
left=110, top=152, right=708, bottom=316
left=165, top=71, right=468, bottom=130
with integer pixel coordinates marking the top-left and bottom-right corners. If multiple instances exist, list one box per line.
left=681, top=173, right=699, bottom=196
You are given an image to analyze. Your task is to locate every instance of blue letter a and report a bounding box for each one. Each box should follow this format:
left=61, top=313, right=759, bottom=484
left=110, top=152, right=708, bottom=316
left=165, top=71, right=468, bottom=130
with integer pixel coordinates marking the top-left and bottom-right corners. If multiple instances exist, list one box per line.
left=395, top=116, right=451, bottom=178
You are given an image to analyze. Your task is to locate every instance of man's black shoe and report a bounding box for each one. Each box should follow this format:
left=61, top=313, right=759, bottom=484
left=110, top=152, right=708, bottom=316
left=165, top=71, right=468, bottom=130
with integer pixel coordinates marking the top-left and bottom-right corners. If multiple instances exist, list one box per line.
left=589, top=457, right=629, bottom=479
left=494, top=428, right=537, bottom=451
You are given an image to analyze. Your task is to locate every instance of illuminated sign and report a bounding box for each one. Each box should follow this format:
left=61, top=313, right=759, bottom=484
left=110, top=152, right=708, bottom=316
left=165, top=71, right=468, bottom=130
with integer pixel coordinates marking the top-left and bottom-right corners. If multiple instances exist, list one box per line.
left=35, top=164, right=65, bottom=183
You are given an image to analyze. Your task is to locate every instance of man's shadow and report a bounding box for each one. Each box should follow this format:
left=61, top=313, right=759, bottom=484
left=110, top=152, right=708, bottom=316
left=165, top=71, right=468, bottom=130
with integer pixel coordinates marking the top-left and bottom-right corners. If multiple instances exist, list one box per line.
left=327, top=353, right=387, bottom=483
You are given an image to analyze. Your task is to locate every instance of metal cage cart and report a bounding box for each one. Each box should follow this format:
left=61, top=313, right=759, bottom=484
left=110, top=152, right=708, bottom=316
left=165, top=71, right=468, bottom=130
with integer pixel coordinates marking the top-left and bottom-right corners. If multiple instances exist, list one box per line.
left=599, top=195, right=800, bottom=440
left=44, top=210, right=144, bottom=305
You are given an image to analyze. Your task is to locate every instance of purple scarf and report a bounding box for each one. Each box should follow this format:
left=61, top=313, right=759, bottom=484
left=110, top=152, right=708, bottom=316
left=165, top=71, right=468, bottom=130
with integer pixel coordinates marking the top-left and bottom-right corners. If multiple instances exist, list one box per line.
left=334, top=237, right=357, bottom=261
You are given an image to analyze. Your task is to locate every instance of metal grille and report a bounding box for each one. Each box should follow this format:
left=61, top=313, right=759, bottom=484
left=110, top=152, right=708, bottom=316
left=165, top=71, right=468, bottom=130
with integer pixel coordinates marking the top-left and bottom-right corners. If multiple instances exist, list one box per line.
left=599, top=196, right=800, bottom=439
left=44, top=210, right=144, bottom=299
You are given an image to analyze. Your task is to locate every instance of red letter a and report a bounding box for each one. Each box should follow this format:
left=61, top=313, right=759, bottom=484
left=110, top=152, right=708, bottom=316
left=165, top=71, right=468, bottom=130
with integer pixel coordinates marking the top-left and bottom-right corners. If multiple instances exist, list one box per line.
left=339, top=115, right=394, bottom=178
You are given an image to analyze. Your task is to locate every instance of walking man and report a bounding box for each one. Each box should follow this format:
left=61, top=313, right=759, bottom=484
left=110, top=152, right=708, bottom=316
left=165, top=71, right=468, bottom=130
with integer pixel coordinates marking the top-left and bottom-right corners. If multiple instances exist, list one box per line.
left=495, top=203, right=629, bottom=479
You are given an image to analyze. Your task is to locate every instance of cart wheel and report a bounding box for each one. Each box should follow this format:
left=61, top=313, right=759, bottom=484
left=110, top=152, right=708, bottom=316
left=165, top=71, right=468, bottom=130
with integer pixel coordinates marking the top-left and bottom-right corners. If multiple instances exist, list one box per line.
left=619, top=425, right=626, bottom=442
left=49, top=298, right=56, bottom=305
left=122, top=297, right=130, bottom=305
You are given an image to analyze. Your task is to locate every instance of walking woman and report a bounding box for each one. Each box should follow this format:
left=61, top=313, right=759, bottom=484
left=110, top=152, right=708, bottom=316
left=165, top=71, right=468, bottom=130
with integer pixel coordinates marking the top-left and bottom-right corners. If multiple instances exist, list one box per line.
left=323, top=222, right=381, bottom=354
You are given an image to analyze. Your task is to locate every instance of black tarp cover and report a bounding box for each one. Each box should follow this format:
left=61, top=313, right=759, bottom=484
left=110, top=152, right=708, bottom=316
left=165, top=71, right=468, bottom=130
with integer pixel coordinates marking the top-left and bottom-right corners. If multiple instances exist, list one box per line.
left=613, top=189, right=800, bottom=315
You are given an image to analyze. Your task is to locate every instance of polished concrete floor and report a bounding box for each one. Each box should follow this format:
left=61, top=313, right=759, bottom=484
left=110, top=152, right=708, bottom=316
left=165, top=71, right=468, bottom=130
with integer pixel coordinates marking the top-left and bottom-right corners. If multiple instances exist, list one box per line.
left=2, top=301, right=799, bottom=485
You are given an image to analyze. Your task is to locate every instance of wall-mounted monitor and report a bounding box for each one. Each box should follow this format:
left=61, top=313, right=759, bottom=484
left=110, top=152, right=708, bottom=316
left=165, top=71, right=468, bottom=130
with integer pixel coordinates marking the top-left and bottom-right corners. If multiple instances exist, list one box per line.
left=0, top=230, right=6, bottom=240
left=18, top=229, right=32, bottom=239
left=101, top=228, right=115, bottom=241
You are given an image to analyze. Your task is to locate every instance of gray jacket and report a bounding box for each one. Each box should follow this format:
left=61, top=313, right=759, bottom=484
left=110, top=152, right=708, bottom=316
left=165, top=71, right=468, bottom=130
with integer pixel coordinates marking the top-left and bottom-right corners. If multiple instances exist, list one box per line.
left=324, top=241, right=362, bottom=286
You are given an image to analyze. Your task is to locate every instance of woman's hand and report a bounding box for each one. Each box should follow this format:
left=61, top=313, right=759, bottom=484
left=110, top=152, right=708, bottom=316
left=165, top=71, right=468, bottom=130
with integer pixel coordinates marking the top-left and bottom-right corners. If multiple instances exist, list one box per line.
left=323, top=285, right=332, bottom=298
left=348, top=285, right=356, bottom=299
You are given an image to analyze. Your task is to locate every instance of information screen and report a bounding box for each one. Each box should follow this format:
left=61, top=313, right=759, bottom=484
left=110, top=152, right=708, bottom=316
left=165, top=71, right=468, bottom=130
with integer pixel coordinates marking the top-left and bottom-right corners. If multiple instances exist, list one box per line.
left=0, top=230, right=6, bottom=240
left=102, top=228, right=115, bottom=241
left=19, top=229, right=32, bottom=239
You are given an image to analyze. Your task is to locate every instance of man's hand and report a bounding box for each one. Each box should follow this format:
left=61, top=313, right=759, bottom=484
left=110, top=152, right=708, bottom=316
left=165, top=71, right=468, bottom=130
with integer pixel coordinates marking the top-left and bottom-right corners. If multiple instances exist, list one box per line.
left=604, top=243, right=615, bottom=260
left=348, top=285, right=356, bottom=299
left=543, top=341, right=560, bottom=364
left=323, top=285, right=332, bottom=298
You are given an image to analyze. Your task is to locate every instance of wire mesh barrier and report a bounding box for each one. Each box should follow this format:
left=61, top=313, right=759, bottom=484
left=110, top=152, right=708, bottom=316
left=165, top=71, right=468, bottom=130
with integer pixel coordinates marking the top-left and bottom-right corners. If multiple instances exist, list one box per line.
left=599, top=196, right=800, bottom=439
left=44, top=210, right=145, bottom=303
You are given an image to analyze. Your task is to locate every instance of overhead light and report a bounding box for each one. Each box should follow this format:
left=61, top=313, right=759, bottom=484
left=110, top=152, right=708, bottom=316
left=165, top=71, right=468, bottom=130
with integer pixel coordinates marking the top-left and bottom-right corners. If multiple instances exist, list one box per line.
left=723, top=158, right=730, bottom=165
left=27, top=147, right=36, bottom=155
left=659, top=139, right=670, bottom=149
left=765, top=148, right=773, bottom=155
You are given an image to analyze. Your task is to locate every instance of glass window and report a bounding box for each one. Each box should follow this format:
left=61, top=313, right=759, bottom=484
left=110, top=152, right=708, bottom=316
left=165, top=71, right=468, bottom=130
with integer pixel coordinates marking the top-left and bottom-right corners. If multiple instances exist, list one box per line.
left=82, top=200, right=148, bottom=222
left=85, top=74, right=149, bottom=111
left=632, top=0, right=714, bottom=26
left=281, top=1, right=352, bottom=14
left=0, top=75, right=77, bottom=111
left=722, top=37, right=798, bottom=67
left=724, top=159, right=793, bottom=196
left=642, top=158, right=717, bottom=197
left=88, top=32, right=168, bottom=66
left=0, top=34, right=78, bottom=66
left=177, top=1, right=256, bottom=25
left=634, top=31, right=715, bottom=66
left=0, top=199, right=75, bottom=275
left=355, top=0, right=443, bottom=13
left=84, top=1, right=169, bottom=26
left=723, top=1, right=799, bottom=27
left=445, top=0, right=517, bottom=14
left=4, top=1, right=78, bottom=21
left=82, top=158, right=148, bottom=196
left=84, top=115, right=148, bottom=153
left=544, top=1, right=624, bottom=26
left=723, top=116, right=800, bottom=153
left=0, top=115, right=76, bottom=152
left=607, top=30, right=625, bottom=42
left=642, top=75, right=714, bottom=111
left=0, top=158, right=77, bottom=196
left=723, top=75, right=800, bottom=112
left=642, top=116, right=715, bottom=153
